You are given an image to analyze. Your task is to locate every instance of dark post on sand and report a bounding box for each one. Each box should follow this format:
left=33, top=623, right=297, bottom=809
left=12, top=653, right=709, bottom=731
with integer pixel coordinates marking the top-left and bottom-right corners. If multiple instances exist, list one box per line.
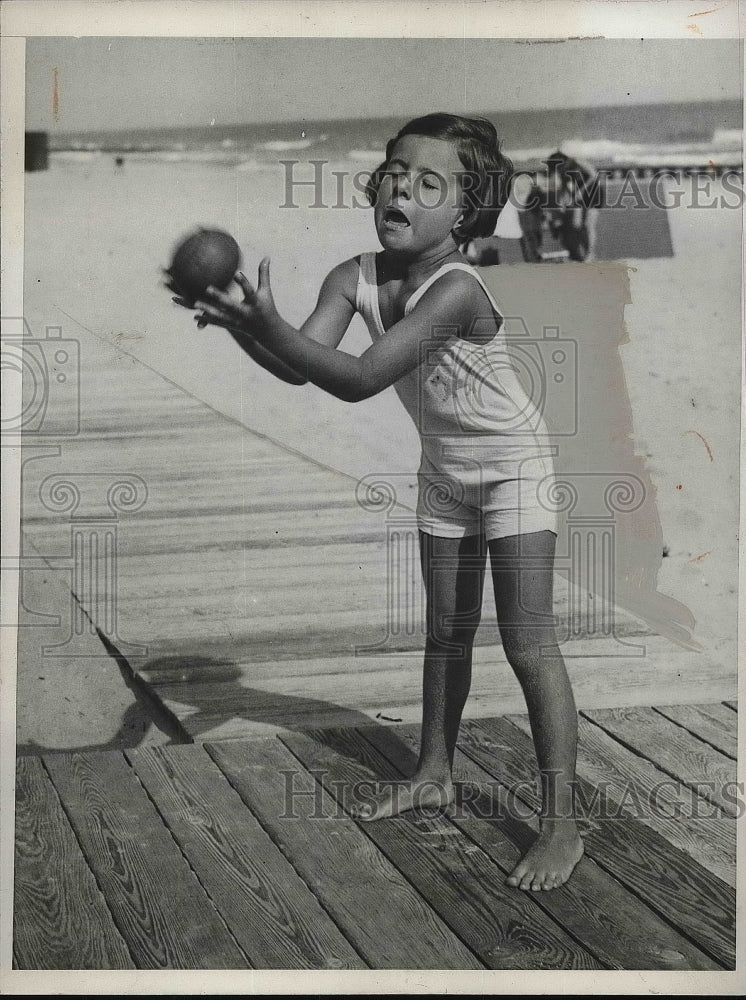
left=25, top=131, right=49, bottom=171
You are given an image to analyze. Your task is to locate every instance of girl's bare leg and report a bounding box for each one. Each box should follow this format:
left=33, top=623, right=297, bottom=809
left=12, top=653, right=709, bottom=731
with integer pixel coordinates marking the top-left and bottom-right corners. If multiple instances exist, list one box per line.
left=352, top=531, right=487, bottom=820
left=489, top=529, right=584, bottom=890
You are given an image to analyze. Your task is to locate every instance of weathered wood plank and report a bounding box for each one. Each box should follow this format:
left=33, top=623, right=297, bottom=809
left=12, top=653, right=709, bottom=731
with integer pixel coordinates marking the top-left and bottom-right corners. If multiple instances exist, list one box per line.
left=126, top=603, right=415, bottom=649
left=363, top=722, right=718, bottom=971
left=137, top=648, right=417, bottom=686
left=26, top=520, right=387, bottom=560
left=583, top=706, right=738, bottom=817
left=43, top=751, right=247, bottom=969
left=118, top=541, right=388, bottom=593
left=13, top=757, right=135, bottom=970
left=123, top=602, right=403, bottom=641
left=459, top=717, right=735, bottom=969
left=508, top=712, right=736, bottom=888
left=21, top=314, right=736, bottom=720
left=282, top=727, right=602, bottom=970
left=176, top=708, right=382, bottom=743
left=652, top=703, right=737, bottom=760
left=207, top=737, right=482, bottom=969
left=116, top=534, right=384, bottom=568
left=127, top=744, right=362, bottom=969
left=131, top=625, right=735, bottom=742
left=142, top=672, right=422, bottom=712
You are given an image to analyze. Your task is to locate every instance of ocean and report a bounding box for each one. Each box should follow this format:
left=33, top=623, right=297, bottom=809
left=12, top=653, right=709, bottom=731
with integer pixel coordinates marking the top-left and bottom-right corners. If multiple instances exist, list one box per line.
left=48, top=100, right=742, bottom=171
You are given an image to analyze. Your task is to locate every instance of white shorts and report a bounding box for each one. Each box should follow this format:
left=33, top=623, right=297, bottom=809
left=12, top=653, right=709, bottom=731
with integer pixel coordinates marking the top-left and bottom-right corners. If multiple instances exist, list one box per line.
left=415, top=444, right=558, bottom=542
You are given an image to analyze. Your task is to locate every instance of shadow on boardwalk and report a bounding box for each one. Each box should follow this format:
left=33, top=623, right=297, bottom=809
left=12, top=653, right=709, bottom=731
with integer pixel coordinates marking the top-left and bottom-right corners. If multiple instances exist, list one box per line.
left=17, top=649, right=417, bottom=764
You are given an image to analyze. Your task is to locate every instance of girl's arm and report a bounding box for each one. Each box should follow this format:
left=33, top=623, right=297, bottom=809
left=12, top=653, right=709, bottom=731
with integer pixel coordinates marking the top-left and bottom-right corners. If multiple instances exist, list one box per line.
left=195, top=259, right=359, bottom=386
left=197, top=260, right=477, bottom=403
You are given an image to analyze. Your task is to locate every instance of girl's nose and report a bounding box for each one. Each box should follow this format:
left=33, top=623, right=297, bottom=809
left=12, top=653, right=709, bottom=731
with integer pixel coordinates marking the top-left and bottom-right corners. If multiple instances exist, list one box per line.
left=393, top=171, right=412, bottom=198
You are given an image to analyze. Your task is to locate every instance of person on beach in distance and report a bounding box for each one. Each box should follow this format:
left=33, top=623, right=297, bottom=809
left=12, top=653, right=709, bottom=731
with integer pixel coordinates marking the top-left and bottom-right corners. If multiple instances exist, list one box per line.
left=545, top=151, right=596, bottom=262
left=181, top=113, right=584, bottom=891
left=513, top=171, right=545, bottom=262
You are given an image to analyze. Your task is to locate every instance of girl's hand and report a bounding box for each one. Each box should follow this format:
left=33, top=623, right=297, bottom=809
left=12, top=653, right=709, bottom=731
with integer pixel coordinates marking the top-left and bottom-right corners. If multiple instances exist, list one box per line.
left=194, top=258, right=276, bottom=338
left=166, top=275, right=198, bottom=310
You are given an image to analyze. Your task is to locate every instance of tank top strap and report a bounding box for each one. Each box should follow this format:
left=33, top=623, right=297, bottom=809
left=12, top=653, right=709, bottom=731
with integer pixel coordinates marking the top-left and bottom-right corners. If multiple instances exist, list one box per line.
left=355, top=251, right=376, bottom=306
left=356, top=252, right=386, bottom=338
left=404, top=261, right=503, bottom=319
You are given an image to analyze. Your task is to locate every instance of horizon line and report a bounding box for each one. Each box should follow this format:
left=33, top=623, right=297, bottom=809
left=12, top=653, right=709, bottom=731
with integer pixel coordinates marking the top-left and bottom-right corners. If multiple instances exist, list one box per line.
left=30, top=96, right=743, bottom=137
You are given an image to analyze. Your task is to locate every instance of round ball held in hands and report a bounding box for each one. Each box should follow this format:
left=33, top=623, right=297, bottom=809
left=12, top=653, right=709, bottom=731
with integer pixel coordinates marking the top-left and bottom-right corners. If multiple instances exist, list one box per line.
left=165, top=227, right=242, bottom=303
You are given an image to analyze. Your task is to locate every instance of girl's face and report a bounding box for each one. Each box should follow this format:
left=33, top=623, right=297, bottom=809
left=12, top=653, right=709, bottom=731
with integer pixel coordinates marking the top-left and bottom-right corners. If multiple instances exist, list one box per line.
left=373, top=134, right=466, bottom=257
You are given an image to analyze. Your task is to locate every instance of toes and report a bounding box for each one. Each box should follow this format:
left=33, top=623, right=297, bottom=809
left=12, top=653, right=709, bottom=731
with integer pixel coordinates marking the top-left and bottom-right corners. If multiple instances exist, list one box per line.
left=552, top=870, right=568, bottom=889
left=518, top=869, right=558, bottom=891
left=506, top=863, right=529, bottom=887
left=545, top=870, right=569, bottom=890
left=349, top=802, right=374, bottom=819
left=519, top=872, right=535, bottom=891
left=357, top=808, right=381, bottom=823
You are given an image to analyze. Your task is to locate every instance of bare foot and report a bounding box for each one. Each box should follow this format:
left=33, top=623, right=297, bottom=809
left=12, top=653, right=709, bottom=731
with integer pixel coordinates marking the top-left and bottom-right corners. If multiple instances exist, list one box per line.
left=506, top=820, right=584, bottom=891
left=349, top=774, right=454, bottom=822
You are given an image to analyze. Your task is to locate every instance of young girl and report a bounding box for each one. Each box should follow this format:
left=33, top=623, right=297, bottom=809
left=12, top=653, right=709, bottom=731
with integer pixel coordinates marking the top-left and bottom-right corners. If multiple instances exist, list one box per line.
left=186, top=113, right=584, bottom=892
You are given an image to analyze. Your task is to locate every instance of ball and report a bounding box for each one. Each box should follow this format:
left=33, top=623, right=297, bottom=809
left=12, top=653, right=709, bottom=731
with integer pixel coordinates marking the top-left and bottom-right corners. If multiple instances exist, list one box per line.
left=166, top=228, right=242, bottom=301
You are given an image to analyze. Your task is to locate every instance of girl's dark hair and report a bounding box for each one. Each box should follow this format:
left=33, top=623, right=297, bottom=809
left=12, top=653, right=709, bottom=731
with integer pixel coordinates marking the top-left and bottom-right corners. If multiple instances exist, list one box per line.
left=365, top=113, right=514, bottom=239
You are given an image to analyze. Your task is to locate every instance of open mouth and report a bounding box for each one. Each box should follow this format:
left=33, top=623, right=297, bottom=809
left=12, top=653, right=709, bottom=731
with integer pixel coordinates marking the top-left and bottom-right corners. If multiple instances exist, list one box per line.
left=383, top=207, right=411, bottom=230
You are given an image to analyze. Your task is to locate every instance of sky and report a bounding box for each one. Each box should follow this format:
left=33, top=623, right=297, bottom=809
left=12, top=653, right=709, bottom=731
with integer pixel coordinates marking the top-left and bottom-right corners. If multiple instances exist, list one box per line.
left=25, top=36, right=743, bottom=133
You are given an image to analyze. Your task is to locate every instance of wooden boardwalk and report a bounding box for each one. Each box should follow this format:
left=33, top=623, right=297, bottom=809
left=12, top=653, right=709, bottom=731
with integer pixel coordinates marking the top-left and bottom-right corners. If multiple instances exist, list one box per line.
left=17, top=322, right=736, bottom=749
left=14, top=702, right=737, bottom=971
left=14, top=308, right=738, bottom=973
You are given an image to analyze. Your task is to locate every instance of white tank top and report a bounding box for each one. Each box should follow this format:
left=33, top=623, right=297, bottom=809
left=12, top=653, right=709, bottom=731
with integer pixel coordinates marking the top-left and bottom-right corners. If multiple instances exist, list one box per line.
left=354, top=252, right=548, bottom=457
